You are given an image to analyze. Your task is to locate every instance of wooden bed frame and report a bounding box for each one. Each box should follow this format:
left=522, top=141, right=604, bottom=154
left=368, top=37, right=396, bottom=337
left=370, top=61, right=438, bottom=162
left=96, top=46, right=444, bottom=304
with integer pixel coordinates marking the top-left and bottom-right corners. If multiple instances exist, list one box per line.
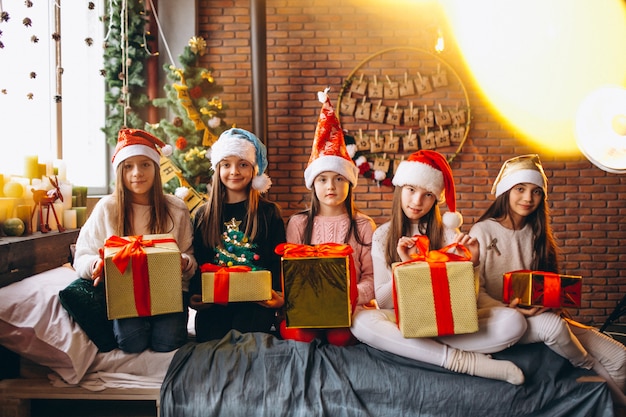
left=0, top=229, right=161, bottom=417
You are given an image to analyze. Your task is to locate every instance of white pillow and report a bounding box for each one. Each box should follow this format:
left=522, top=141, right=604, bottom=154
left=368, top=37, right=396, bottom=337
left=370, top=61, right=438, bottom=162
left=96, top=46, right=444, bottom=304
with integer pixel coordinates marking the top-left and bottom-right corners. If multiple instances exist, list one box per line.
left=0, top=266, right=98, bottom=384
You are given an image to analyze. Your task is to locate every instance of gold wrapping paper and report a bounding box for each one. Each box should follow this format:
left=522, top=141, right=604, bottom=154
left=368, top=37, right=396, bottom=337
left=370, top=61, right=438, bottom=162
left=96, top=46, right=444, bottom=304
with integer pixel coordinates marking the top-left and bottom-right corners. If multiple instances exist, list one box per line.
left=104, top=233, right=182, bottom=320
left=281, top=256, right=352, bottom=328
left=503, top=271, right=582, bottom=308
left=393, top=260, right=478, bottom=338
left=201, top=270, right=272, bottom=303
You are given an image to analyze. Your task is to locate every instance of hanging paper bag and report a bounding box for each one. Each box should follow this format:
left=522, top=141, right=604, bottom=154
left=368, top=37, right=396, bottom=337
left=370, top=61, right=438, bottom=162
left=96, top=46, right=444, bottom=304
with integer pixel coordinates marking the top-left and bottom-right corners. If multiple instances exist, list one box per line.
left=355, top=129, right=370, bottom=152
left=420, top=127, right=436, bottom=150
left=404, top=102, right=420, bottom=126
left=340, top=91, right=357, bottom=116
left=370, top=100, right=387, bottom=124
left=384, top=75, right=400, bottom=100
left=399, top=72, right=416, bottom=97
left=450, top=126, right=465, bottom=142
left=383, top=130, right=400, bottom=153
left=431, top=64, right=449, bottom=88
left=355, top=96, right=372, bottom=121
left=350, top=73, right=368, bottom=96
left=434, top=127, right=451, bottom=148
left=369, top=130, right=385, bottom=154
left=414, top=72, right=433, bottom=95
left=419, top=105, right=435, bottom=129
left=435, top=103, right=452, bottom=126
left=386, top=102, right=402, bottom=126
left=368, top=75, right=384, bottom=99
left=402, top=128, right=419, bottom=152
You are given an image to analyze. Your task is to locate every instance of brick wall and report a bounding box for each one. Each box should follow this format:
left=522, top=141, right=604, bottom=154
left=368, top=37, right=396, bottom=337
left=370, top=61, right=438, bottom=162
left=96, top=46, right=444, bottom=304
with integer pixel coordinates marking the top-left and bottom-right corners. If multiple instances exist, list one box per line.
left=194, top=0, right=626, bottom=326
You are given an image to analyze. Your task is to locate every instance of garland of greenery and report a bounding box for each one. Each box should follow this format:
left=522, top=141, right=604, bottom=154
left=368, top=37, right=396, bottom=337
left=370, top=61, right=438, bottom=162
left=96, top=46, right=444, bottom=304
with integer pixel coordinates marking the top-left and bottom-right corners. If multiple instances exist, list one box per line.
left=101, top=0, right=151, bottom=146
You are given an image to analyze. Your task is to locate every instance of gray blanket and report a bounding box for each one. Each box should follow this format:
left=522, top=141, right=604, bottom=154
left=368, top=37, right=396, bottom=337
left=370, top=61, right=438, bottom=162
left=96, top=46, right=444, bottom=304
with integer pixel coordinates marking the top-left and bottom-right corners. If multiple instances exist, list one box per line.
left=160, top=331, right=614, bottom=417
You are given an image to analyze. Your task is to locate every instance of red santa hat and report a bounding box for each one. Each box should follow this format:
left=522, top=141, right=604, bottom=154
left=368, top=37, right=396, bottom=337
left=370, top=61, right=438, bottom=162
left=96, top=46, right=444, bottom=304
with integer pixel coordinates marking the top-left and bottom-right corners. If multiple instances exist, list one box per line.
left=392, top=150, right=463, bottom=229
left=303, top=88, right=359, bottom=189
left=112, top=128, right=172, bottom=170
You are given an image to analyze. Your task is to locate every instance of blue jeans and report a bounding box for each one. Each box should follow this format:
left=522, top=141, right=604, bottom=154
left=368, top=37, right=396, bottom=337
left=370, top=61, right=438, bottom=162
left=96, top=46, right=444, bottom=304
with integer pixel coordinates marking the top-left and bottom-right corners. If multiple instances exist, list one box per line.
left=113, top=297, right=189, bottom=353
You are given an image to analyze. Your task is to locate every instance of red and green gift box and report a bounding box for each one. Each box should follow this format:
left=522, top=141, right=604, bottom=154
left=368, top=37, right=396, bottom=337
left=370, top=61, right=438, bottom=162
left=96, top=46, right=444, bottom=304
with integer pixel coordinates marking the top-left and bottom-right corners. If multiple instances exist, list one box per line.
left=201, top=263, right=272, bottom=303
left=503, top=270, right=582, bottom=308
left=392, top=236, right=478, bottom=338
left=104, top=234, right=183, bottom=320
left=276, top=243, right=357, bottom=329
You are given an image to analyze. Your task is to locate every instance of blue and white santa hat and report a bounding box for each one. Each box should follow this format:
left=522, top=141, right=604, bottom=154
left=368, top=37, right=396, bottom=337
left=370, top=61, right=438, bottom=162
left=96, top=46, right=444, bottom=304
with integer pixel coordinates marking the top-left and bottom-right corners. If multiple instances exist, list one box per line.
left=209, top=128, right=272, bottom=193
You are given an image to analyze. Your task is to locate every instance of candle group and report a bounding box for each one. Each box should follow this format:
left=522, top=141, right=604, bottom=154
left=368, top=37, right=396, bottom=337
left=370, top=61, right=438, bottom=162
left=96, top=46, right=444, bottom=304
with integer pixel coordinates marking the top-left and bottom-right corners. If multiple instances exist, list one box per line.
left=0, top=155, right=88, bottom=235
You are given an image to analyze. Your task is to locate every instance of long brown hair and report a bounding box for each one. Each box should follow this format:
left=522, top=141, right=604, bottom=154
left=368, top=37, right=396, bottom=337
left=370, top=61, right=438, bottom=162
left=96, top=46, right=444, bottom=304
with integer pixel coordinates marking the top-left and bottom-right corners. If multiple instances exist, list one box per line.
left=383, top=186, right=445, bottom=265
left=299, top=186, right=370, bottom=247
left=477, top=189, right=559, bottom=272
left=113, top=160, right=172, bottom=236
left=199, top=163, right=262, bottom=249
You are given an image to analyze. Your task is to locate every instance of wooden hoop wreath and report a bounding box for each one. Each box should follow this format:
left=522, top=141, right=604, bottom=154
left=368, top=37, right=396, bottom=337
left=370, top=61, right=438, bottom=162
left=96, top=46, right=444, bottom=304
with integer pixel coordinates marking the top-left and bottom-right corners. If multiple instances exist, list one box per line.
left=337, top=47, right=471, bottom=165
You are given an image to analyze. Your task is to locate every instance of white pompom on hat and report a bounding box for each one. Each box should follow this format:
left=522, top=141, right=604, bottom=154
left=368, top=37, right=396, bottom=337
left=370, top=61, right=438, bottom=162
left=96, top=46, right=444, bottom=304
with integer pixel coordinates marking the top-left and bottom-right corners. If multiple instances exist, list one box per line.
left=492, top=154, right=548, bottom=198
left=392, top=149, right=463, bottom=229
left=208, top=128, right=272, bottom=193
left=303, top=88, right=359, bottom=189
left=112, top=128, right=172, bottom=170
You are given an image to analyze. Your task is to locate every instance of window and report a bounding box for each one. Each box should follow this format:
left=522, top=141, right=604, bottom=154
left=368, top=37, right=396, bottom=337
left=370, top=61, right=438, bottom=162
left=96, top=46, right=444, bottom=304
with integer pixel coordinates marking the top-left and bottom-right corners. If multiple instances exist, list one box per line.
left=0, top=1, right=108, bottom=193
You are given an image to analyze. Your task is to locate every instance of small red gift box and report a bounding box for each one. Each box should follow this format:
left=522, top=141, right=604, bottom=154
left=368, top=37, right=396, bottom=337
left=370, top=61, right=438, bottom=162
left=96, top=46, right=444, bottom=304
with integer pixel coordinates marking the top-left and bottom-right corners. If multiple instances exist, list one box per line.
left=276, top=243, right=357, bottom=329
left=104, top=234, right=182, bottom=320
left=392, top=236, right=478, bottom=338
left=503, top=270, right=582, bottom=308
left=201, top=264, right=272, bottom=304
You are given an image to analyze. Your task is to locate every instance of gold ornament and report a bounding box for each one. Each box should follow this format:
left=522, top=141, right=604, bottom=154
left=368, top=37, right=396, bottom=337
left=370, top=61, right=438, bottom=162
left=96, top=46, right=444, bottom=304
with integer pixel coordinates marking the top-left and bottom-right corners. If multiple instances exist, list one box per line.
left=201, top=70, right=214, bottom=84
left=188, top=36, right=207, bottom=56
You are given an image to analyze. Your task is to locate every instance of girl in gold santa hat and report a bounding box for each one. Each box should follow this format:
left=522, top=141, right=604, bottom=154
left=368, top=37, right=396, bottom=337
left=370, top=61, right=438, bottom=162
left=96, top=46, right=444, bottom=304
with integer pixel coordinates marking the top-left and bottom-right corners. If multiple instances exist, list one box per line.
left=351, top=149, right=529, bottom=385
left=470, top=154, right=626, bottom=405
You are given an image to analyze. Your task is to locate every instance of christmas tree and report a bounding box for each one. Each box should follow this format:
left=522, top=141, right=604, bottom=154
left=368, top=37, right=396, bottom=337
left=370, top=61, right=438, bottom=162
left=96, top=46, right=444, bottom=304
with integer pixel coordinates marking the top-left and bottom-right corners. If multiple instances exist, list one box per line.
left=147, top=36, right=230, bottom=195
left=214, top=218, right=260, bottom=269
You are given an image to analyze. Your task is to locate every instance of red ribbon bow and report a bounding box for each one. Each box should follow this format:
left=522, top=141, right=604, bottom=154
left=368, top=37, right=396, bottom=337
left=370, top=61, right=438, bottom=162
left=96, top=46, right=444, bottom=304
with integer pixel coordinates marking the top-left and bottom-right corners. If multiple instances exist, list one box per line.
left=275, top=242, right=354, bottom=257
left=104, top=235, right=177, bottom=317
left=393, top=235, right=472, bottom=336
left=200, top=263, right=252, bottom=305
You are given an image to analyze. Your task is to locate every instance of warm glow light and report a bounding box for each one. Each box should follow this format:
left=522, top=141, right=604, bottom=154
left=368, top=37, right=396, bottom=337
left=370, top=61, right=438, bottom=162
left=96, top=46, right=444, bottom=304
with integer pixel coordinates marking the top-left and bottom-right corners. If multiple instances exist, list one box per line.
left=575, top=86, right=626, bottom=173
left=440, top=0, right=626, bottom=155
left=435, top=29, right=445, bottom=53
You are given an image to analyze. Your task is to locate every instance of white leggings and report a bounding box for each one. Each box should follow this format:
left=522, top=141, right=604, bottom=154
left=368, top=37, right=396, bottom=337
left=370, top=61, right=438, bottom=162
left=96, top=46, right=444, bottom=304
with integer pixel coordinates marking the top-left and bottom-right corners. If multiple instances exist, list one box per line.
left=519, top=312, right=626, bottom=390
left=350, top=306, right=527, bottom=367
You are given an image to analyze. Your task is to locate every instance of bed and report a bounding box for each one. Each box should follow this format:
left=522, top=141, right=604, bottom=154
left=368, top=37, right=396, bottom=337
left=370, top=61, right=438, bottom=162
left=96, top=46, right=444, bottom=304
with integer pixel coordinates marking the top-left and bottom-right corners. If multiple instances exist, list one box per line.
left=0, top=264, right=619, bottom=417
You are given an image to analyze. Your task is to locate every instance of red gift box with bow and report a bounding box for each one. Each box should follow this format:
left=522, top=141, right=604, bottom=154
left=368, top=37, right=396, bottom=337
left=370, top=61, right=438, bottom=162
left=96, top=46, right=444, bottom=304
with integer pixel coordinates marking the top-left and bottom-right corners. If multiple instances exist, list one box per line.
left=503, top=270, right=582, bottom=308
left=104, top=234, right=182, bottom=320
left=200, top=263, right=272, bottom=304
left=276, top=242, right=357, bottom=329
left=392, top=236, right=478, bottom=338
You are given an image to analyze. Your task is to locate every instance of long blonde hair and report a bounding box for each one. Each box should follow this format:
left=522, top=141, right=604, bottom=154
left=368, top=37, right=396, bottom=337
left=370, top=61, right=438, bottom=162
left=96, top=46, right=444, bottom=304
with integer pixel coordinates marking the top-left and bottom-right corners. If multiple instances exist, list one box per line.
left=383, top=186, right=445, bottom=265
left=113, top=161, right=171, bottom=236
left=198, top=163, right=262, bottom=249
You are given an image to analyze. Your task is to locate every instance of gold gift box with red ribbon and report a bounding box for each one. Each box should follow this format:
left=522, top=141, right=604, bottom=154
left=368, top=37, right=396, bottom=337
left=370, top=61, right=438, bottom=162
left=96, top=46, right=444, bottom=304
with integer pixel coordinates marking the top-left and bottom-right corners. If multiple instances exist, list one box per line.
left=201, top=264, right=272, bottom=303
left=503, top=270, right=582, bottom=308
left=104, top=233, right=182, bottom=320
left=392, top=236, right=478, bottom=338
left=276, top=243, right=357, bottom=329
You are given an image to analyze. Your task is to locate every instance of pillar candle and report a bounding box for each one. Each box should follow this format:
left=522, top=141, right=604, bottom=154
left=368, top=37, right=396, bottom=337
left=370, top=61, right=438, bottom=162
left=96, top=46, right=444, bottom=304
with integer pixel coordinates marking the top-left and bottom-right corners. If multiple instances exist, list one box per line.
left=55, top=159, right=67, bottom=182
left=15, top=204, right=33, bottom=235
left=72, top=186, right=88, bottom=207
left=24, top=155, right=39, bottom=180
left=60, top=181, right=72, bottom=210
left=63, top=209, right=77, bottom=229
left=75, top=206, right=87, bottom=228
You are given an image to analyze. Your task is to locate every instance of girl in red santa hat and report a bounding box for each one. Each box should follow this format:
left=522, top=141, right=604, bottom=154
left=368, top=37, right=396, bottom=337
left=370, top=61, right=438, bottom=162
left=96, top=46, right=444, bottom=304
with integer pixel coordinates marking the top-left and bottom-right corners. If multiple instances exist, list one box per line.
left=350, top=149, right=529, bottom=384
left=279, top=89, right=377, bottom=346
left=73, top=128, right=197, bottom=353
left=469, top=154, right=626, bottom=405
left=188, top=128, right=286, bottom=343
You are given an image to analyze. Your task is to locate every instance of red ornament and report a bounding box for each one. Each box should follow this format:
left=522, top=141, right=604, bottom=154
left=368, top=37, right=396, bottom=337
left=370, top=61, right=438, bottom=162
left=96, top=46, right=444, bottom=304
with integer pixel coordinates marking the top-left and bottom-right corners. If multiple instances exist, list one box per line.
left=189, top=86, right=203, bottom=100
left=175, top=136, right=188, bottom=150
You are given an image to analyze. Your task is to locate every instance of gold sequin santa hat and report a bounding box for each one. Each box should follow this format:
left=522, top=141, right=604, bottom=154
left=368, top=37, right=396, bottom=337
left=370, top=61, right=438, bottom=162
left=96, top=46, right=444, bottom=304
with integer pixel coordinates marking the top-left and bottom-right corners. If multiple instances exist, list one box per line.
left=492, top=154, right=548, bottom=198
